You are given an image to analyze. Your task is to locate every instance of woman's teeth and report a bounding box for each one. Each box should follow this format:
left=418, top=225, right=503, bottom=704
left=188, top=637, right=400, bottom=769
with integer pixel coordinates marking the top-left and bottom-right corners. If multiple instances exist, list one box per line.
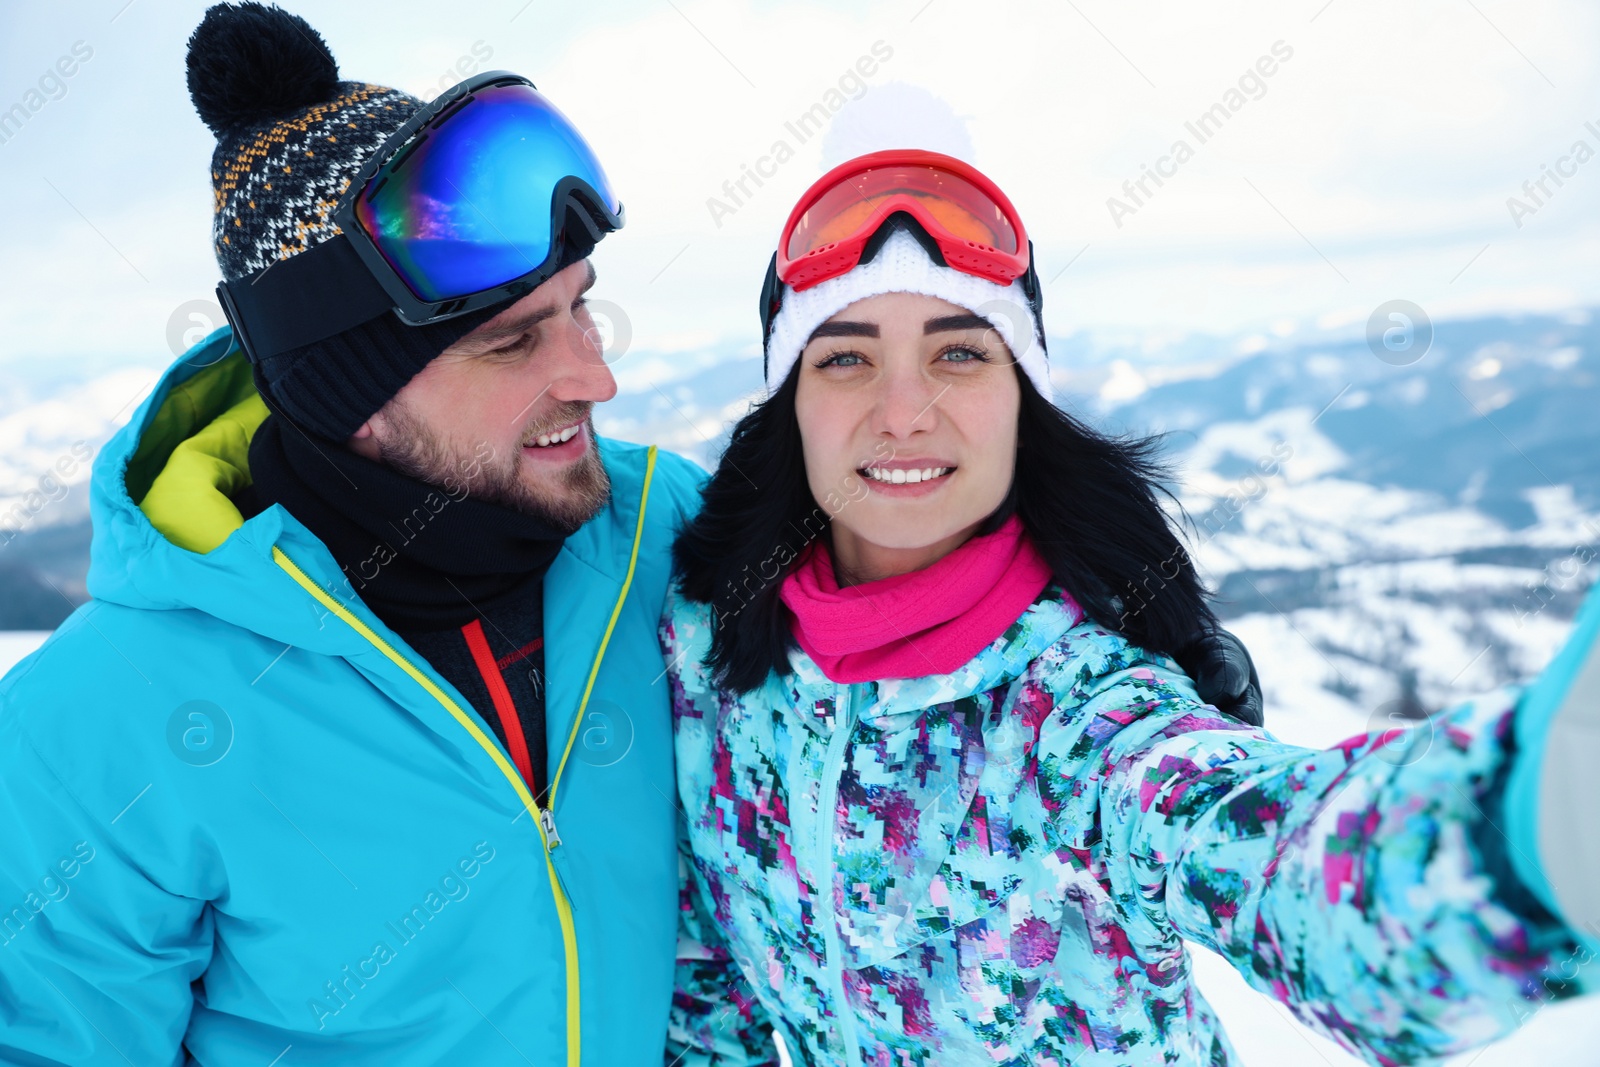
left=530, top=424, right=580, bottom=448
left=862, top=466, right=952, bottom=485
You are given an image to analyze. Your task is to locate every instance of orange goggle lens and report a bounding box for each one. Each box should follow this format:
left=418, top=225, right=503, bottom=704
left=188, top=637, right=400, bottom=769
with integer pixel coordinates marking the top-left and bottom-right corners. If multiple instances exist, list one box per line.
left=784, top=163, right=1020, bottom=263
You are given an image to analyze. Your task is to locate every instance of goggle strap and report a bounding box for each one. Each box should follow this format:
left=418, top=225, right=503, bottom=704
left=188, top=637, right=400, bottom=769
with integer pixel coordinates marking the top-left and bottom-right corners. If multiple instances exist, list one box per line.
left=858, top=212, right=948, bottom=271
left=217, top=232, right=394, bottom=364
left=758, top=251, right=783, bottom=354
left=1021, top=240, right=1043, bottom=318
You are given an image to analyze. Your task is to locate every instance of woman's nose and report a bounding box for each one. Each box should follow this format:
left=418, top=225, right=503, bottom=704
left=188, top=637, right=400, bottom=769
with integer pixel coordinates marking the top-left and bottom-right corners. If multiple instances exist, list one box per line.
left=871, top=367, right=941, bottom=438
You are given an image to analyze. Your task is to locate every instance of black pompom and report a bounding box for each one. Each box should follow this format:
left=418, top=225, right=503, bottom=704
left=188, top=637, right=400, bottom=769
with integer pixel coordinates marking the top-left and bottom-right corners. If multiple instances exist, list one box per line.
left=186, top=2, right=339, bottom=135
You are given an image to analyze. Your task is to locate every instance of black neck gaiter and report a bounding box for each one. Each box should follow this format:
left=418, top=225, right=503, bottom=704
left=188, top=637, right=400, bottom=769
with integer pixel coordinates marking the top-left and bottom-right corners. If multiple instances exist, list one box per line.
left=245, top=415, right=567, bottom=632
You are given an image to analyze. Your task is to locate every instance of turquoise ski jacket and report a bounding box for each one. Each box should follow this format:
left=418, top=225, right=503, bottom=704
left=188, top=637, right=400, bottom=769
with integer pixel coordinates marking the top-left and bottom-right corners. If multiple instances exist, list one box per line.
left=665, top=579, right=1600, bottom=1066
left=0, top=330, right=705, bottom=1066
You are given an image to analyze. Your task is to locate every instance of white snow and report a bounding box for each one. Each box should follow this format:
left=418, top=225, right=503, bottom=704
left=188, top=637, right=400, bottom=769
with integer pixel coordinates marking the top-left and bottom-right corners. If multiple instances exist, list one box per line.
left=0, top=632, right=49, bottom=676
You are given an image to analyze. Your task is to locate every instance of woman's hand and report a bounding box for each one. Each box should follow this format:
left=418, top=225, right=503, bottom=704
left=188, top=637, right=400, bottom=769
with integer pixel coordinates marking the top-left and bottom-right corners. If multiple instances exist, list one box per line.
left=1508, top=576, right=1600, bottom=953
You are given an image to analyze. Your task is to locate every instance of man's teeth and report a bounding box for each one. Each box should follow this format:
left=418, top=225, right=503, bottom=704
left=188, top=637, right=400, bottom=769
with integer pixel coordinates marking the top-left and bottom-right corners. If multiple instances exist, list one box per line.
left=530, top=424, right=581, bottom=448
left=862, top=466, right=953, bottom=485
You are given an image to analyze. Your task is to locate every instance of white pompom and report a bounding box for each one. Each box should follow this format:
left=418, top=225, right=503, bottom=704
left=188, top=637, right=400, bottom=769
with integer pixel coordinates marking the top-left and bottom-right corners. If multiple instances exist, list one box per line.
left=819, top=82, right=976, bottom=170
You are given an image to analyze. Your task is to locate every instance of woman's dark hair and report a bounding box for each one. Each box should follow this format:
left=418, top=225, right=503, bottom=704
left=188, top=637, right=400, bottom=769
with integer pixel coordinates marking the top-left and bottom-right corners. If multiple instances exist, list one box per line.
left=672, top=365, right=1218, bottom=692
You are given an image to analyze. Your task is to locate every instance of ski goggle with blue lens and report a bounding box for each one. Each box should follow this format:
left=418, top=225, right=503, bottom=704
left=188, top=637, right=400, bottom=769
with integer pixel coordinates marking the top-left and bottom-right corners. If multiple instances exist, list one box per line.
left=217, top=71, right=623, bottom=364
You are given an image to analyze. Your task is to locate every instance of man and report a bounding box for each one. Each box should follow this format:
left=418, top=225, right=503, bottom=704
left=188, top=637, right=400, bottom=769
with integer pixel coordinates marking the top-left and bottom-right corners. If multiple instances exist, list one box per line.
left=0, top=5, right=703, bottom=1064
left=0, top=5, right=1259, bottom=1065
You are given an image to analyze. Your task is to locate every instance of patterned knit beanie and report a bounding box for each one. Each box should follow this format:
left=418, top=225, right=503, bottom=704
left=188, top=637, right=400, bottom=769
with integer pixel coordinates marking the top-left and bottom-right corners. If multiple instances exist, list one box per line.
left=186, top=3, right=507, bottom=440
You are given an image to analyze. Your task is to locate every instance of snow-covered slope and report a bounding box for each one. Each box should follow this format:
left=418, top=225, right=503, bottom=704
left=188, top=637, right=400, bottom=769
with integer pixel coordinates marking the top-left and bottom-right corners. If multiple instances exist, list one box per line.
left=1108, top=310, right=1600, bottom=739
left=0, top=359, right=159, bottom=623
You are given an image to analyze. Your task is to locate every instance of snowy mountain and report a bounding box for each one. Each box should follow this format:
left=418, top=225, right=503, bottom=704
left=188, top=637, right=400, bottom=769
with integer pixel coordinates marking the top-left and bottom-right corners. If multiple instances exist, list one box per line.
left=0, top=360, right=158, bottom=626
left=1093, top=309, right=1600, bottom=743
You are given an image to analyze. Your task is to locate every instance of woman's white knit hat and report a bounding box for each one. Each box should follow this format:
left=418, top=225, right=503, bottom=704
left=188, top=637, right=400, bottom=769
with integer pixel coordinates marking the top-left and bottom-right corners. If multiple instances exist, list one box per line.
left=763, top=228, right=1051, bottom=399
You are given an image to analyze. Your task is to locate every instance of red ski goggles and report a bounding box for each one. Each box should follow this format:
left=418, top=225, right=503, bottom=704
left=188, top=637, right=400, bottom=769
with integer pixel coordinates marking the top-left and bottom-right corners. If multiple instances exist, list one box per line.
left=779, top=150, right=1030, bottom=289
left=760, top=149, right=1040, bottom=341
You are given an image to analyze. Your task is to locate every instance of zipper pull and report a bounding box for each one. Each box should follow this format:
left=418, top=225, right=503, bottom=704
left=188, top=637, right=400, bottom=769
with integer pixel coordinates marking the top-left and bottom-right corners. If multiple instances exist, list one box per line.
left=539, top=807, right=563, bottom=849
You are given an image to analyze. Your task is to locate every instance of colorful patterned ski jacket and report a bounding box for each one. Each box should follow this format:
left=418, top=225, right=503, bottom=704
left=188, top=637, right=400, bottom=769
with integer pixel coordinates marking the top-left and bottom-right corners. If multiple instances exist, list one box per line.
left=663, top=583, right=1592, bottom=1067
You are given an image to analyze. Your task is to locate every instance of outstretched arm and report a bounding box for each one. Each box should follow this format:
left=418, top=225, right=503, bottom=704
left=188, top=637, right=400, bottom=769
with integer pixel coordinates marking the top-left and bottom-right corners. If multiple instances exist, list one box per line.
left=1037, top=586, right=1599, bottom=1065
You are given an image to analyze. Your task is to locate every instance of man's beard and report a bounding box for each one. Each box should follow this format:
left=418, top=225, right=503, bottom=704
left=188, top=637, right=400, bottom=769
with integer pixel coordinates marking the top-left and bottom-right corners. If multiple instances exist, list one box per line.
left=375, top=399, right=611, bottom=534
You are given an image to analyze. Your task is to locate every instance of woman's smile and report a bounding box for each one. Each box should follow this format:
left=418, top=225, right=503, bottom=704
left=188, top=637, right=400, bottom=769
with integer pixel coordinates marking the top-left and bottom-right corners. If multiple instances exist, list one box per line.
left=859, top=460, right=957, bottom=495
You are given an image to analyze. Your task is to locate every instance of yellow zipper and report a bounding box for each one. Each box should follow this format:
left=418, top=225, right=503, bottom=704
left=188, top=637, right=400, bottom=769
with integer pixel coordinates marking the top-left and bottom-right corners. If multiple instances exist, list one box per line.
left=270, top=445, right=657, bottom=1067
left=547, top=447, right=657, bottom=821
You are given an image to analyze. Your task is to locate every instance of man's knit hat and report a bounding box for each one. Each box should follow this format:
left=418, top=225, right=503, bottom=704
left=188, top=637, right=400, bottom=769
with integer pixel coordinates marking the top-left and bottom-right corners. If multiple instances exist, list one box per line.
left=186, top=2, right=506, bottom=440
left=763, top=226, right=1051, bottom=399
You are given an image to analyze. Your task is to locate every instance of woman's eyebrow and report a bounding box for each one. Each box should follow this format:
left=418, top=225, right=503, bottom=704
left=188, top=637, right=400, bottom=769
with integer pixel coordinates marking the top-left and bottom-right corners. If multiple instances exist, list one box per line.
left=808, top=320, right=879, bottom=341
left=924, top=314, right=990, bottom=334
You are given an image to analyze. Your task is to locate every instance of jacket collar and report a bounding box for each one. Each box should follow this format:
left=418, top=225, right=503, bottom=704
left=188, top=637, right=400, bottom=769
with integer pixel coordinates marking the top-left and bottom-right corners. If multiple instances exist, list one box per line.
left=774, top=586, right=1083, bottom=736
left=88, top=329, right=647, bottom=655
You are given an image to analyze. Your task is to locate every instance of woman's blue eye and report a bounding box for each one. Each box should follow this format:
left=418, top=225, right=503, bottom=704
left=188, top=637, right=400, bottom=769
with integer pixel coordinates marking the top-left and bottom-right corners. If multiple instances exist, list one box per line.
left=819, top=352, right=865, bottom=368
left=941, top=346, right=986, bottom=363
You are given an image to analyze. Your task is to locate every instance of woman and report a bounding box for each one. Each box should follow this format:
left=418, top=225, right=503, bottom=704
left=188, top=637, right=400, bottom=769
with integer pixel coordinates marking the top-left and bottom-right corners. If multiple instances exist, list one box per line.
left=662, top=150, right=1597, bottom=1066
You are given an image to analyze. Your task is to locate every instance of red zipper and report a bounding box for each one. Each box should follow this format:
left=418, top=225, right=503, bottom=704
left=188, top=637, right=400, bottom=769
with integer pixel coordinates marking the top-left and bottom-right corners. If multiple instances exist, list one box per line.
left=461, top=618, right=537, bottom=794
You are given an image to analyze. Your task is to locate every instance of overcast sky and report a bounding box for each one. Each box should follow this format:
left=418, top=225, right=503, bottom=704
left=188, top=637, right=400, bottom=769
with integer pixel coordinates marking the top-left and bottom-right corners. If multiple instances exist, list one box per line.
left=2, top=0, right=1598, bottom=372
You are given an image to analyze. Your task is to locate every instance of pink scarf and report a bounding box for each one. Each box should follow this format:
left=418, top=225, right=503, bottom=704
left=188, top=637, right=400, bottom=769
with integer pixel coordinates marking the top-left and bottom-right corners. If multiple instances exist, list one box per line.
left=779, top=516, right=1057, bottom=683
